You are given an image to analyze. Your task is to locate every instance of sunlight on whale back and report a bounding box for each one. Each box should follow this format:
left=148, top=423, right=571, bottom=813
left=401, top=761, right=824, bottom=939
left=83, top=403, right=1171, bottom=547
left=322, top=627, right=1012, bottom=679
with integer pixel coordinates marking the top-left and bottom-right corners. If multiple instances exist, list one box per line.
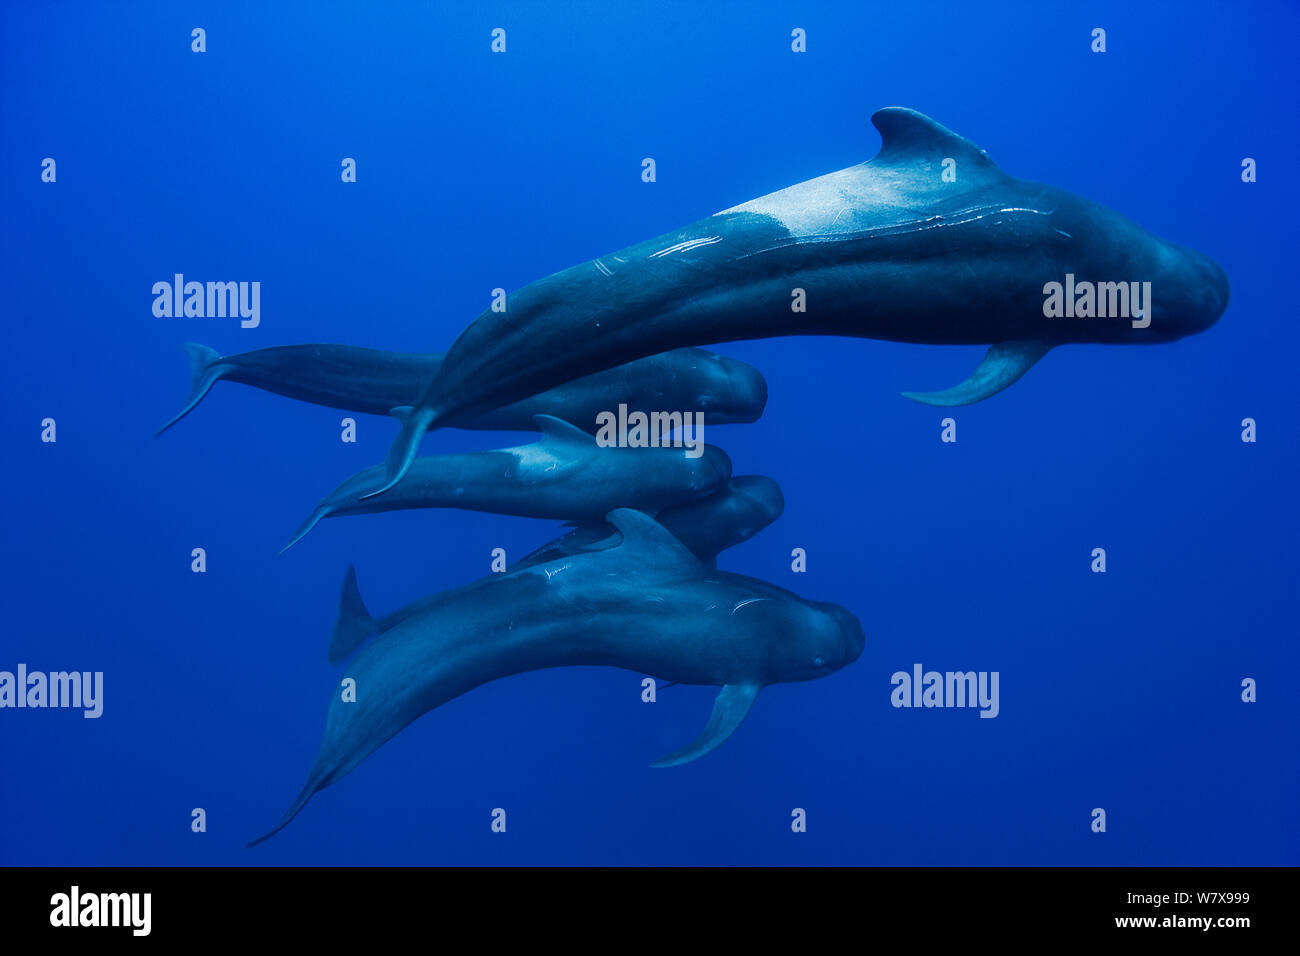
left=715, top=107, right=1010, bottom=237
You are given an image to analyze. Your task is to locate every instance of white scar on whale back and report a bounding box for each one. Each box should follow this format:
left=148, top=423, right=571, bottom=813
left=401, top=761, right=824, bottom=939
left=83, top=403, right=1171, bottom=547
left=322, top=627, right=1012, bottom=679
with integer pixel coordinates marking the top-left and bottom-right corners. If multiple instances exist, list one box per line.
left=716, top=164, right=1052, bottom=244
left=509, top=443, right=565, bottom=474
left=716, top=165, right=912, bottom=236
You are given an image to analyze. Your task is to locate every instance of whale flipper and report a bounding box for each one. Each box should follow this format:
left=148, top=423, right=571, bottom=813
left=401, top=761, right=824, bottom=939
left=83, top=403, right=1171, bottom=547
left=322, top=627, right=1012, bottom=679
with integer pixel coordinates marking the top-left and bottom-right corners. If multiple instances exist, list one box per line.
left=245, top=775, right=321, bottom=847
left=651, top=682, right=761, bottom=768
left=360, top=406, right=435, bottom=500
left=155, top=343, right=228, bottom=437
left=901, top=340, right=1054, bottom=407
left=329, top=565, right=376, bottom=664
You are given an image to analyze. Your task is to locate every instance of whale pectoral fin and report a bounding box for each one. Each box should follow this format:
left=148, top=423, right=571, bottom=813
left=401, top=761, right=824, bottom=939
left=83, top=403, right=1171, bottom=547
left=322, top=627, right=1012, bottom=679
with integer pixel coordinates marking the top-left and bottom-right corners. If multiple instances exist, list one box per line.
left=328, top=564, right=376, bottom=664
left=902, top=340, right=1054, bottom=407
left=359, top=407, right=434, bottom=501
left=245, top=775, right=321, bottom=847
left=651, top=682, right=761, bottom=768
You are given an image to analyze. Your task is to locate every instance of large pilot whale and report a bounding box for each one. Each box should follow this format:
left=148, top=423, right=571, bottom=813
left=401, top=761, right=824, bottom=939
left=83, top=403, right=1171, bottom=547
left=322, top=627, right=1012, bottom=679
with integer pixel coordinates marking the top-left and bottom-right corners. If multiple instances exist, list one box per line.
left=327, top=475, right=786, bottom=663
left=366, top=106, right=1229, bottom=498
left=155, top=342, right=766, bottom=437
left=247, top=509, right=863, bottom=844
left=283, top=415, right=731, bottom=550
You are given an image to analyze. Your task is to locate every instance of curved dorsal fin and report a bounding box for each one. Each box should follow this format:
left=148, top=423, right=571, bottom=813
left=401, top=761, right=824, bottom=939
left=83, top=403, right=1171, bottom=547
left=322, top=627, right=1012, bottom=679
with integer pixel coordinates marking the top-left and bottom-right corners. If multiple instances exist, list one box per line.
left=870, top=107, right=1002, bottom=177
left=533, top=414, right=593, bottom=446
left=606, top=508, right=703, bottom=571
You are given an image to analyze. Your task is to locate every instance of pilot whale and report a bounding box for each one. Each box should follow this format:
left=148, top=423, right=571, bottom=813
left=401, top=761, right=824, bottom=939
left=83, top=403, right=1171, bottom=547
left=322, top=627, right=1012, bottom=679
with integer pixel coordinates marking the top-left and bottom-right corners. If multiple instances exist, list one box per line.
left=327, top=475, right=786, bottom=663
left=247, top=509, right=863, bottom=844
left=155, top=342, right=766, bottom=437
left=283, top=415, right=730, bottom=550
left=366, top=106, right=1229, bottom=498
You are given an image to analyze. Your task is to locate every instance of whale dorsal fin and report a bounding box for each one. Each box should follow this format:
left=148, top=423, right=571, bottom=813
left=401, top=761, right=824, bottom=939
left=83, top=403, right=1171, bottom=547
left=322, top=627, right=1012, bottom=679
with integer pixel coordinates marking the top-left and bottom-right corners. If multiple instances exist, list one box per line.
left=870, top=107, right=1003, bottom=179
left=533, top=414, right=593, bottom=446
left=651, top=682, right=762, bottom=767
left=329, top=565, right=377, bottom=664
left=606, top=508, right=703, bottom=572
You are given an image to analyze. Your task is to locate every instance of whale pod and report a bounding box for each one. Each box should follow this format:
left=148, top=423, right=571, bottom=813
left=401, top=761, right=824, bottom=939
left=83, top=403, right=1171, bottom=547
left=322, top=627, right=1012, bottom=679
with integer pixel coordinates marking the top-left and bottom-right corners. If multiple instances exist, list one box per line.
left=327, top=475, right=786, bottom=663
left=365, top=106, right=1229, bottom=498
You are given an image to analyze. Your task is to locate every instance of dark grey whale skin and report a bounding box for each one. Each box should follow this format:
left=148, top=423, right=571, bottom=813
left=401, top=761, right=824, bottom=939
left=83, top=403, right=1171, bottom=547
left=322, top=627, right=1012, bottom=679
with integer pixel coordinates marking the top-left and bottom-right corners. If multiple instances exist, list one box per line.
left=247, top=509, right=862, bottom=846
left=155, top=342, right=766, bottom=436
left=281, top=416, right=732, bottom=550
left=512, top=474, right=786, bottom=571
left=325, top=475, right=787, bottom=664
left=370, top=106, right=1229, bottom=496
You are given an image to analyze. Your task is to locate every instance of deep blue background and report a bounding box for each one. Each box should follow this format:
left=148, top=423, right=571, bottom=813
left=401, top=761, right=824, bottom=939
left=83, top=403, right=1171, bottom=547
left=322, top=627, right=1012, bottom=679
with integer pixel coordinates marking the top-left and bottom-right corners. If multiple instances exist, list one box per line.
left=2, top=1, right=1295, bottom=865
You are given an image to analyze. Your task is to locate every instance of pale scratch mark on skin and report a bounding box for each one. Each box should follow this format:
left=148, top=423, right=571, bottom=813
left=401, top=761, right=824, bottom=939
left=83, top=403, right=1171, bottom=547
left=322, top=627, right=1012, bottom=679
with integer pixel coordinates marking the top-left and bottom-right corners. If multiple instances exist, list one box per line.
left=648, top=236, right=722, bottom=259
left=731, top=597, right=771, bottom=616
left=543, top=563, right=572, bottom=582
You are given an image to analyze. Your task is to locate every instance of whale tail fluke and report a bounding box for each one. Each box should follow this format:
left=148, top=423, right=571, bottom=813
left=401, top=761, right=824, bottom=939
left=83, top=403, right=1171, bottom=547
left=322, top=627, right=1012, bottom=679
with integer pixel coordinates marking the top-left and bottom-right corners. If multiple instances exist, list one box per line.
left=281, top=504, right=332, bottom=553
left=155, top=343, right=228, bottom=437
left=902, top=340, right=1054, bottom=407
left=329, top=564, right=377, bottom=664
left=359, top=406, right=435, bottom=501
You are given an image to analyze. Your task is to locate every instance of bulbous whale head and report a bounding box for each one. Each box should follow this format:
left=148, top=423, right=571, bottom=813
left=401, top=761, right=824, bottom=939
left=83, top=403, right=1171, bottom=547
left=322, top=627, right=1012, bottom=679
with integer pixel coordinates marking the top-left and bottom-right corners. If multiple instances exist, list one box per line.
left=1041, top=188, right=1231, bottom=344
left=789, top=599, right=864, bottom=682
left=687, top=444, right=733, bottom=493
left=651, top=475, right=784, bottom=562
left=726, top=475, right=785, bottom=528
left=693, top=351, right=768, bottom=424
left=1152, top=240, right=1230, bottom=338
left=742, top=595, right=864, bottom=684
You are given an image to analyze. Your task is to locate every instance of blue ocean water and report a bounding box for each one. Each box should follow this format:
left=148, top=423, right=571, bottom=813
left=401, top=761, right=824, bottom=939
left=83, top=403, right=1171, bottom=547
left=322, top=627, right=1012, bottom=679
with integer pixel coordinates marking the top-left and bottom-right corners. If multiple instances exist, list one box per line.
left=2, top=0, right=1295, bottom=866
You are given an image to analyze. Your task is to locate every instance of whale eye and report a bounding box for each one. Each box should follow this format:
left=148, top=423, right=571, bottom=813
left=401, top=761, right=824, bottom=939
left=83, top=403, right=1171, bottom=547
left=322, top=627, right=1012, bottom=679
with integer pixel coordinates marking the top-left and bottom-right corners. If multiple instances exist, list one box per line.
left=813, top=656, right=825, bottom=667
